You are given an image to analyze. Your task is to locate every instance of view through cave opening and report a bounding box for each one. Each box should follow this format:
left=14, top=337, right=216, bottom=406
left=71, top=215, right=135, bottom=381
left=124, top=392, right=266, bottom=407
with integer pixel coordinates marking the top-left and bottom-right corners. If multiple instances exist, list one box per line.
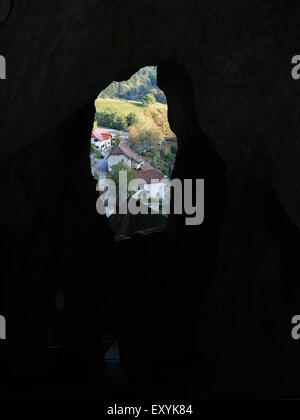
left=90, top=66, right=178, bottom=241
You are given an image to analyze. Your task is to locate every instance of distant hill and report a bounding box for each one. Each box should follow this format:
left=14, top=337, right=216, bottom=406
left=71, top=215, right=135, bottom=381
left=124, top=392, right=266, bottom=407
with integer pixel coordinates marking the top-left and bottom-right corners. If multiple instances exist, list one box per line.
left=99, top=66, right=167, bottom=104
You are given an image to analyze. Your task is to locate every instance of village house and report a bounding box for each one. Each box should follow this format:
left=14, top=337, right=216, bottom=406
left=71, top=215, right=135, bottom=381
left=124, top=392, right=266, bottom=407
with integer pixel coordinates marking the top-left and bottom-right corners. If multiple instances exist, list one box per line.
left=97, top=142, right=167, bottom=217
left=98, top=126, right=129, bottom=141
left=135, top=162, right=166, bottom=200
left=107, top=142, right=144, bottom=171
left=107, top=143, right=166, bottom=199
left=91, top=127, right=112, bottom=152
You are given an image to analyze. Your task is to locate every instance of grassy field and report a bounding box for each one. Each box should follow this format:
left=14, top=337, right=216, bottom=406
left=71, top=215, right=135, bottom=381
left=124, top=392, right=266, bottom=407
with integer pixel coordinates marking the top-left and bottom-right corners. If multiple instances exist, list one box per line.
left=95, top=98, right=167, bottom=117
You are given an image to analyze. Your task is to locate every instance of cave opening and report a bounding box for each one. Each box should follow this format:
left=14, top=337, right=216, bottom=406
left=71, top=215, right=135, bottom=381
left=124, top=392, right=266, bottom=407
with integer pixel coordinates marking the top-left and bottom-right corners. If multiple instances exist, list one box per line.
left=90, top=66, right=178, bottom=241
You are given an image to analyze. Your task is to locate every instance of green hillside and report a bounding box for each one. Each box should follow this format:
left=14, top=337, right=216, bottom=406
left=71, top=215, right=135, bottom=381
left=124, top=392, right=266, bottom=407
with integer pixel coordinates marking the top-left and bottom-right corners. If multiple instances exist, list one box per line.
left=95, top=98, right=167, bottom=118
left=99, top=66, right=166, bottom=104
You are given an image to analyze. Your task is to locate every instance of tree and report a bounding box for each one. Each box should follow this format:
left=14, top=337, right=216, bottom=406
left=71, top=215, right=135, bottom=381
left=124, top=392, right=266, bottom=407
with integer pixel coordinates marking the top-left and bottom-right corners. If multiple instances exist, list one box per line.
left=139, top=128, right=159, bottom=151
left=106, top=162, right=137, bottom=199
left=129, top=123, right=162, bottom=155
left=150, top=109, right=174, bottom=138
left=126, top=112, right=138, bottom=126
left=95, top=111, right=114, bottom=128
left=128, top=125, right=143, bottom=154
left=160, top=166, right=170, bottom=177
left=95, top=111, right=128, bottom=131
left=114, top=132, right=123, bottom=146
left=90, top=143, right=102, bottom=159
left=150, top=149, right=160, bottom=164
left=171, top=144, right=178, bottom=155
left=114, top=115, right=128, bottom=131
left=99, top=66, right=166, bottom=103
left=141, top=94, right=156, bottom=107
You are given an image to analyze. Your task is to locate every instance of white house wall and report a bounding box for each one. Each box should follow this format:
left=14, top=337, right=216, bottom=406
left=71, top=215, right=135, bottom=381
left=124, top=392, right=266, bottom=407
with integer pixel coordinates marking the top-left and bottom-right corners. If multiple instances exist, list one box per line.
left=108, top=154, right=131, bottom=172
left=145, top=182, right=166, bottom=199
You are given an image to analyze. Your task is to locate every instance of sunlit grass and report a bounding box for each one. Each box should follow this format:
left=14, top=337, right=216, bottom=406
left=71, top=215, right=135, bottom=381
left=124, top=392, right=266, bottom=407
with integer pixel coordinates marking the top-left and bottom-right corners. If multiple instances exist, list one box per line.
left=95, top=98, right=167, bottom=118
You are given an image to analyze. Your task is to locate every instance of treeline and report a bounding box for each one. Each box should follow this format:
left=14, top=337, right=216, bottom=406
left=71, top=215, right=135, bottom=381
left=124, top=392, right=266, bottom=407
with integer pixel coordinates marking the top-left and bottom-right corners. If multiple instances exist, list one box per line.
left=99, top=67, right=167, bottom=104
left=96, top=107, right=175, bottom=140
left=95, top=111, right=138, bottom=131
left=127, top=108, right=177, bottom=177
left=128, top=123, right=178, bottom=177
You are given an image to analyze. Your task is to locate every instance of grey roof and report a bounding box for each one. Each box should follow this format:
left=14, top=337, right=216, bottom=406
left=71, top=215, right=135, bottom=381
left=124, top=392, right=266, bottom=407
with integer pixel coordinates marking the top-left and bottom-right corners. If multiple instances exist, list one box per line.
left=93, top=159, right=108, bottom=173
left=108, top=142, right=144, bottom=164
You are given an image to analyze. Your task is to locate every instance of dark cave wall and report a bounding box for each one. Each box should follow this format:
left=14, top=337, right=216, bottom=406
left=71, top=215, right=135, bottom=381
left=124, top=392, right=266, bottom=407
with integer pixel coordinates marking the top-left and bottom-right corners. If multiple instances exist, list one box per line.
left=0, top=100, right=112, bottom=397
left=159, top=62, right=300, bottom=397
left=0, top=0, right=299, bottom=398
left=158, top=62, right=227, bottom=301
left=194, top=173, right=300, bottom=397
left=1, top=0, right=300, bottom=228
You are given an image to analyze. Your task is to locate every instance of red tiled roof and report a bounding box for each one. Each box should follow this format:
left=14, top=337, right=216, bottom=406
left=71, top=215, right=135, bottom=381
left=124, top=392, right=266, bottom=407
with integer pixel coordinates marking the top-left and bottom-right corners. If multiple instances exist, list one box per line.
left=136, top=163, right=164, bottom=184
left=92, top=128, right=111, bottom=142
left=101, top=133, right=111, bottom=141
left=140, top=162, right=153, bottom=170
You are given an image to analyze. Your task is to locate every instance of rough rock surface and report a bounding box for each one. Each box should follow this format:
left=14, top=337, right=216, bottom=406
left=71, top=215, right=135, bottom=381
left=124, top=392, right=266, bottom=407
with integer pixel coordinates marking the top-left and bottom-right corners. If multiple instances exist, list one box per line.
left=0, top=1, right=12, bottom=24
left=0, top=0, right=299, bottom=228
left=0, top=0, right=300, bottom=398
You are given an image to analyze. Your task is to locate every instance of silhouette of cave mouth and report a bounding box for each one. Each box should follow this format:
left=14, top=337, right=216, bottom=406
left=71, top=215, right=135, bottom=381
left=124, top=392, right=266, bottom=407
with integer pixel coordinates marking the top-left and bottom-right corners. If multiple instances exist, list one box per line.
left=99, top=63, right=228, bottom=399
left=91, top=66, right=178, bottom=242
left=0, top=60, right=229, bottom=400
